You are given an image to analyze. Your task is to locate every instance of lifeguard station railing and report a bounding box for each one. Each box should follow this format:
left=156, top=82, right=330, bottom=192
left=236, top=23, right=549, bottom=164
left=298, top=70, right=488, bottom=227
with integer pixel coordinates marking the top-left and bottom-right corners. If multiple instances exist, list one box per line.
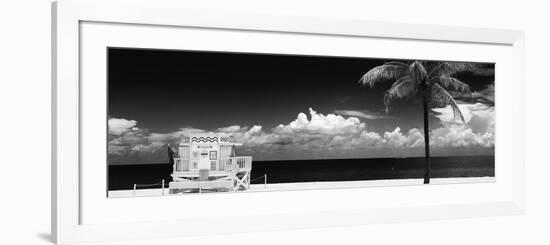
left=173, top=156, right=252, bottom=172
left=222, top=156, right=252, bottom=171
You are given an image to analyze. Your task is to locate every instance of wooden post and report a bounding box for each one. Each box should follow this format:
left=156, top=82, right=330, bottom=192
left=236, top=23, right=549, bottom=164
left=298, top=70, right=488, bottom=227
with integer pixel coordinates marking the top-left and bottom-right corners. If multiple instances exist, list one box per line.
left=162, top=179, right=165, bottom=195
left=264, top=174, right=267, bottom=190
left=133, top=184, right=136, bottom=197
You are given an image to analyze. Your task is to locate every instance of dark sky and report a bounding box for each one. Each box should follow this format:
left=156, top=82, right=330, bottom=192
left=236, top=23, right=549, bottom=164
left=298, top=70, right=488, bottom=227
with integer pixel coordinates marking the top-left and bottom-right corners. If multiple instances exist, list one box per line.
left=108, top=48, right=426, bottom=133
left=108, top=48, right=495, bottom=163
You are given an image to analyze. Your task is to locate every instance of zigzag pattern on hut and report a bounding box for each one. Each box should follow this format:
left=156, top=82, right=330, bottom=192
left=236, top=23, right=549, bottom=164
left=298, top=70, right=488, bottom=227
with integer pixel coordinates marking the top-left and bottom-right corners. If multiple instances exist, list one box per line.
left=191, top=137, right=219, bottom=143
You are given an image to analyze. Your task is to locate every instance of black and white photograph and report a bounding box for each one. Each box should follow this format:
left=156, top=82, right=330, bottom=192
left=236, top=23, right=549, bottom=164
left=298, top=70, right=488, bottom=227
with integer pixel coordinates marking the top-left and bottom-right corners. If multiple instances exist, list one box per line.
left=107, top=48, right=495, bottom=197
left=9, top=0, right=550, bottom=244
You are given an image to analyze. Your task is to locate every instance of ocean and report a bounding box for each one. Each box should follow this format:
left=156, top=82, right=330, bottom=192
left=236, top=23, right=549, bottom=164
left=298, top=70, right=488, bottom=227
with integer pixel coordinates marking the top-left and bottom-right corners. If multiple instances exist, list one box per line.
left=108, top=156, right=494, bottom=190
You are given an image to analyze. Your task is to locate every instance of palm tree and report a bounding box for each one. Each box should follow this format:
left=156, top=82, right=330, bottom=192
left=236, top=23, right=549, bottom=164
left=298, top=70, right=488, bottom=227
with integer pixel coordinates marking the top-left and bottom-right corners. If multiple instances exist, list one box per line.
left=359, top=61, right=476, bottom=184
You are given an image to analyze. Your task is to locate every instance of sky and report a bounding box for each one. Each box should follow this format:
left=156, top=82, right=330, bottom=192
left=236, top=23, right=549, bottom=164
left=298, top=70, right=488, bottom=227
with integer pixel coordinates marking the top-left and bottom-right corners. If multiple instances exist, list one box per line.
left=108, top=48, right=495, bottom=164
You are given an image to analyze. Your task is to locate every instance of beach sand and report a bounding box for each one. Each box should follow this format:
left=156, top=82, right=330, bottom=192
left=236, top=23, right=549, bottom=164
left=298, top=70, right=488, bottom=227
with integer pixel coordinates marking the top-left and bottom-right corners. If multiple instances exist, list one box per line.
left=108, top=177, right=495, bottom=198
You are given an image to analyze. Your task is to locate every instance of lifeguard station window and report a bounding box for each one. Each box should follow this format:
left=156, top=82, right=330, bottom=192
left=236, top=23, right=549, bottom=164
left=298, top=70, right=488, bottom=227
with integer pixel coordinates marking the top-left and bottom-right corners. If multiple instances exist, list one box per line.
left=209, top=151, right=217, bottom=160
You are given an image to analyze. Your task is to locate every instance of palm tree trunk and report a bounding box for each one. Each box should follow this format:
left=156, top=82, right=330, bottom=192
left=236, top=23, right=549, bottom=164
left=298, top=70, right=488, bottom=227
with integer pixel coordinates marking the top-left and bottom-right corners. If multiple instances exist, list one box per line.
left=422, top=86, right=431, bottom=184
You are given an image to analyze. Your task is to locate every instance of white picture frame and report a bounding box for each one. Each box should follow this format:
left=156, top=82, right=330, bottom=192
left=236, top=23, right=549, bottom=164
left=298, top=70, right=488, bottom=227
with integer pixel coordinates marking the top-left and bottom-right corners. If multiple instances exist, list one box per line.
left=52, top=0, right=525, bottom=244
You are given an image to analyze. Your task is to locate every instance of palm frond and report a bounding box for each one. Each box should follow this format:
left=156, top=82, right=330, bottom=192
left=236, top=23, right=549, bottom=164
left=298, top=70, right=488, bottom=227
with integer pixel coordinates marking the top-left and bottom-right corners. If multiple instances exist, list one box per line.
left=383, top=76, right=417, bottom=113
left=423, top=61, right=444, bottom=72
left=430, top=83, right=466, bottom=123
left=384, top=61, right=409, bottom=67
left=359, top=61, right=408, bottom=88
left=431, top=61, right=488, bottom=76
left=409, top=61, right=428, bottom=82
left=433, top=76, right=472, bottom=95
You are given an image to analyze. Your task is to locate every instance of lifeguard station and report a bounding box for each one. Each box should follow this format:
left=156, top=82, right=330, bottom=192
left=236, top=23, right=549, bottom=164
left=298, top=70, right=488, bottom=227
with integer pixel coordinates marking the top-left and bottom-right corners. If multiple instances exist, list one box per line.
left=169, top=133, right=253, bottom=193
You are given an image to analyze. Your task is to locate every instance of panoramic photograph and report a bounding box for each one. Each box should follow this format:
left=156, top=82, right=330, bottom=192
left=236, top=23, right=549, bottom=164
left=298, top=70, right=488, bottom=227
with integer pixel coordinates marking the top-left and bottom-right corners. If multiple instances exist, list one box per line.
left=106, top=47, right=495, bottom=198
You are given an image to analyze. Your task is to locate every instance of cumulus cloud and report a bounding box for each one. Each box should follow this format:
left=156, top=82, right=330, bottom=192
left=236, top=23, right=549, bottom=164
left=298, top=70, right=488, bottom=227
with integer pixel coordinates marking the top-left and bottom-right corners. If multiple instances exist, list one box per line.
left=383, top=127, right=425, bottom=148
left=108, top=129, right=149, bottom=156
left=217, top=125, right=242, bottom=133
left=274, top=108, right=365, bottom=136
left=224, top=109, right=426, bottom=158
left=431, top=102, right=495, bottom=148
left=109, top=105, right=495, bottom=163
left=431, top=126, right=493, bottom=148
left=108, top=118, right=138, bottom=135
left=432, top=103, right=495, bottom=134
left=108, top=118, right=190, bottom=162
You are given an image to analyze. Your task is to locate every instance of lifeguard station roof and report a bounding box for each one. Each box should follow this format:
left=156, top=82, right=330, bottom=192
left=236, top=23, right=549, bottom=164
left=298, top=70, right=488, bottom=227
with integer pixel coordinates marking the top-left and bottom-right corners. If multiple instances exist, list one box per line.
left=179, top=133, right=242, bottom=146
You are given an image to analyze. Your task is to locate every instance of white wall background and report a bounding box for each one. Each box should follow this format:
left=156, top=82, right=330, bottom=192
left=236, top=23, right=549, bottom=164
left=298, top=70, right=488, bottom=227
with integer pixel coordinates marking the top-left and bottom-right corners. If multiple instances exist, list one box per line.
left=0, top=0, right=548, bottom=244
